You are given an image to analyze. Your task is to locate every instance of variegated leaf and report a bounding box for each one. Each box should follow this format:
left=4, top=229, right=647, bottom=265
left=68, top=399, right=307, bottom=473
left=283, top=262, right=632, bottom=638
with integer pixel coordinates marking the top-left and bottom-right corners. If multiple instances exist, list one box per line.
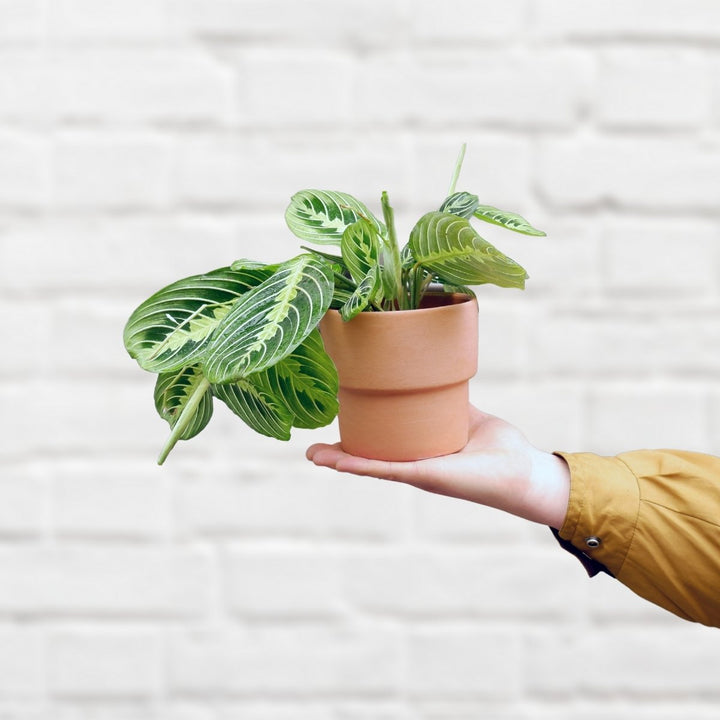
left=409, top=212, right=528, bottom=289
left=212, top=380, right=293, bottom=441
left=340, top=265, right=381, bottom=321
left=285, top=189, right=385, bottom=246
left=154, top=365, right=213, bottom=440
left=439, top=191, right=479, bottom=219
left=255, top=329, right=339, bottom=429
left=154, top=367, right=214, bottom=464
left=341, top=218, right=380, bottom=285
left=202, top=254, right=334, bottom=384
left=473, top=205, right=546, bottom=236
left=123, top=266, right=273, bottom=374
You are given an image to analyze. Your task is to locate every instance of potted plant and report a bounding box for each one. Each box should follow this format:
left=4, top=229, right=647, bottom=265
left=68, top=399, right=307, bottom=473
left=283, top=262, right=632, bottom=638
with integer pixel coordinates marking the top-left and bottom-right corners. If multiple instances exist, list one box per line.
left=123, top=145, right=544, bottom=464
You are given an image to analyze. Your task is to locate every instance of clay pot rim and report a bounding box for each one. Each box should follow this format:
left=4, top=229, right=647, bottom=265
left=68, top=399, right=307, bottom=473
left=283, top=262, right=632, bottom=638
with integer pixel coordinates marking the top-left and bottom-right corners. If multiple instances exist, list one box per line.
left=325, top=292, right=476, bottom=320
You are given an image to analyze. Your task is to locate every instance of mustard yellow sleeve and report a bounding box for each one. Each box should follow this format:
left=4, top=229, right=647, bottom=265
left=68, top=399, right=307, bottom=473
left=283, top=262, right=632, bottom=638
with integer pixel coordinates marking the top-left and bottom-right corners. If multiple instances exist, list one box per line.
left=555, top=450, right=720, bottom=628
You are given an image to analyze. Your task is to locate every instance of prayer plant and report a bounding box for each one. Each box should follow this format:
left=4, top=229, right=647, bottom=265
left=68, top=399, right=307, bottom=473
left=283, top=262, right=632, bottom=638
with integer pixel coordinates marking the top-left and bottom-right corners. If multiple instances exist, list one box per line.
left=123, top=145, right=544, bottom=464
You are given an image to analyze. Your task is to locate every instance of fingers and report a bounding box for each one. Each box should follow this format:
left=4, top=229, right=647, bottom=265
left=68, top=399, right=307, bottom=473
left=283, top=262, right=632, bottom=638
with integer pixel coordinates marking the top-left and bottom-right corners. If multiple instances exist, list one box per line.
left=306, top=442, right=416, bottom=482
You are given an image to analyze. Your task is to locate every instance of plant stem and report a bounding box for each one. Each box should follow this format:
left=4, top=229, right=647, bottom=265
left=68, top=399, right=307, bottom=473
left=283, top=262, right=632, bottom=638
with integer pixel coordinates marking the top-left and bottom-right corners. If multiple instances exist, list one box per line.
left=380, top=191, right=406, bottom=309
left=157, top=376, right=211, bottom=465
left=447, top=142, right=467, bottom=196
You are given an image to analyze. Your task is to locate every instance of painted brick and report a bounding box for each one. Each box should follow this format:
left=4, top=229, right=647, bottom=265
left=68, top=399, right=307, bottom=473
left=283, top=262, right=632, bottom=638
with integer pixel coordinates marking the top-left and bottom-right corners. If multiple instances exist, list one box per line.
left=538, top=138, right=720, bottom=211
left=342, top=549, right=583, bottom=619
left=0, top=380, right=166, bottom=458
left=0, top=629, right=44, bottom=698
left=48, top=631, right=162, bottom=698
left=172, top=0, right=403, bottom=44
left=53, top=133, right=172, bottom=210
left=534, top=0, right=720, bottom=39
left=406, top=629, right=521, bottom=699
left=469, top=381, right=587, bottom=453
left=0, top=217, right=238, bottom=293
left=526, top=316, right=658, bottom=377
left=174, top=133, right=412, bottom=217
left=168, top=628, right=402, bottom=696
left=54, top=49, right=235, bottom=125
left=410, top=0, right=527, bottom=40
left=0, top=49, right=234, bottom=124
left=525, top=626, right=720, bottom=695
left=0, top=131, right=50, bottom=209
left=588, top=384, right=710, bottom=454
left=176, top=458, right=408, bottom=540
left=404, top=50, right=592, bottom=129
left=597, top=49, right=710, bottom=129
left=53, top=461, right=170, bottom=539
left=48, top=0, right=171, bottom=40
left=411, top=491, right=539, bottom=545
left=0, top=468, right=49, bottom=536
left=0, top=547, right=210, bottom=616
left=408, top=135, right=531, bottom=213
left=602, top=218, right=718, bottom=296
left=243, top=49, right=354, bottom=127
left=0, top=0, right=44, bottom=39
left=224, top=548, right=344, bottom=618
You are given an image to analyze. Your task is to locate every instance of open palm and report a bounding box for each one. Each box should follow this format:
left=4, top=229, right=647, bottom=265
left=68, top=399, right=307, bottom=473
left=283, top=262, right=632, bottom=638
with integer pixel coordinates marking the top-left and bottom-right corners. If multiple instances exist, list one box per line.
left=307, top=405, right=570, bottom=529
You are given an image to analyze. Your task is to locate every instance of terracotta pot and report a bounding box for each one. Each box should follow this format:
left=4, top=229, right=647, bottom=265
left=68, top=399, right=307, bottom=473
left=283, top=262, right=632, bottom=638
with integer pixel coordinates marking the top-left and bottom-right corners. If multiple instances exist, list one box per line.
left=318, top=293, right=479, bottom=461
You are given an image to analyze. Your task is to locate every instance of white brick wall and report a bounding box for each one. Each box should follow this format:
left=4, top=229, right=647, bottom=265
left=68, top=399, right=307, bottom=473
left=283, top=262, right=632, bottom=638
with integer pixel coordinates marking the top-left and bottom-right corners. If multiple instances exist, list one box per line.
left=2, top=1, right=720, bottom=718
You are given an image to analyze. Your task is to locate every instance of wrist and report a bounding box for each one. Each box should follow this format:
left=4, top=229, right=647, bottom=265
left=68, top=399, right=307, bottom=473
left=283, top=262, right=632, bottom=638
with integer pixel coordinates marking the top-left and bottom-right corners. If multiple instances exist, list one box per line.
left=528, top=449, right=571, bottom=529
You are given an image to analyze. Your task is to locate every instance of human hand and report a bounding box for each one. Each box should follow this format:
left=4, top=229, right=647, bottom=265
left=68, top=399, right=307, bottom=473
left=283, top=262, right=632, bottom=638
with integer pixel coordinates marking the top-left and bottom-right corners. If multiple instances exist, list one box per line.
left=306, top=405, right=570, bottom=529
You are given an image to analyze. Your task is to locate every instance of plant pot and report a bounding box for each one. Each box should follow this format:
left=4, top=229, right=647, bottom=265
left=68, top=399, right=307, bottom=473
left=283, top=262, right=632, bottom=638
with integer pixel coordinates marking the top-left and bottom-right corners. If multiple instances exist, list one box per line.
left=318, top=293, right=479, bottom=461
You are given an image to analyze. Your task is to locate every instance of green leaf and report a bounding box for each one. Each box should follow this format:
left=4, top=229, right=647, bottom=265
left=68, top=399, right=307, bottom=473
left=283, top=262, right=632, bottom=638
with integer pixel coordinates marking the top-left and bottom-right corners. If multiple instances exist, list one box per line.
left=202, top=254, right=334, bottom=384
left=439, top=191, right=479, bottom=219
left=473, top=205, right=546, bottom=236
left=409, top=211, right=529, bottom=289
left=255, top=329, right=339, bottom=429
left=213, top=379, right=293, bottom=441
left=340, top=265, right=381, bottom=321
left=154, top=365, right=213, bottom=441
left=123, top=266, right=273, bottom=374
left=341, top=218, right=381, bottom=285
left=285, top=190, right=385, bottom=246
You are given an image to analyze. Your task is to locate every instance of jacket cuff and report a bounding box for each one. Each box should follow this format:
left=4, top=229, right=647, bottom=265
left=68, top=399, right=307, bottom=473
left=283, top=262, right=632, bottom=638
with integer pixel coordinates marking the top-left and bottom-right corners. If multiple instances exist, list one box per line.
left=553, top=452, right=641, bottom=578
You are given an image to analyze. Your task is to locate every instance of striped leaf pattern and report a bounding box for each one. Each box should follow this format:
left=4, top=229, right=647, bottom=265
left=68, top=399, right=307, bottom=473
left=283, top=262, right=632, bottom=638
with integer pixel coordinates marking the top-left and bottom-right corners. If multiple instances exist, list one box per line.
left=212, top=380, right=293, bottom=441
left=473, top=205, right=546, bottom=236
left=257, top=329, right=339, bottom=429
left=123, top=266, right=273, bottom=374
left=409, top=212, right=529, bottom=289
left=340, top=265, right=381, bottom=321
left=285, top=190, right=385, bottom=246
left=439, top=191, right=479, bottom=219
left=154, top=365, right=213, bottom=440
left=341, top=218, right=380, bottom=285
left=202, top=254, right=334, bottom=384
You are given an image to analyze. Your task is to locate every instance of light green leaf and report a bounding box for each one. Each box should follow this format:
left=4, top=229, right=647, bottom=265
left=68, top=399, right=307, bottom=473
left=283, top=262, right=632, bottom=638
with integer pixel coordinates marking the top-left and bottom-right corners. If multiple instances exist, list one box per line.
left=341, top=218, right=381, bottom=285
left=473, top=205, right=546, bottom=236
left=202, top=254, right=334, bottom=384
left=410, top=211, right=528, bottom=289
left=255, top=329, right=339, bottom=429
left=213, top=380, right=293, bottom=441
left=154, top=365, right=213, bottom=440
left=123, top=266, right=273, bottom=374
left=285, top=190, right=385, bottom=246
left=340, top=265, right=381, bottom=321
left=439, top=191, right=479, bottom=219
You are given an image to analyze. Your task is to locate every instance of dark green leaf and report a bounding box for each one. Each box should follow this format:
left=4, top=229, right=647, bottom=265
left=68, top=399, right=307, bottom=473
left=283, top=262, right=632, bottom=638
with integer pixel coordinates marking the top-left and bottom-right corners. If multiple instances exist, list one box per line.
left=439, top=191, right=479, bottom=219
left=123, top=266, right=273, bottom=374
left=202, top=254, right=334, bottom=383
